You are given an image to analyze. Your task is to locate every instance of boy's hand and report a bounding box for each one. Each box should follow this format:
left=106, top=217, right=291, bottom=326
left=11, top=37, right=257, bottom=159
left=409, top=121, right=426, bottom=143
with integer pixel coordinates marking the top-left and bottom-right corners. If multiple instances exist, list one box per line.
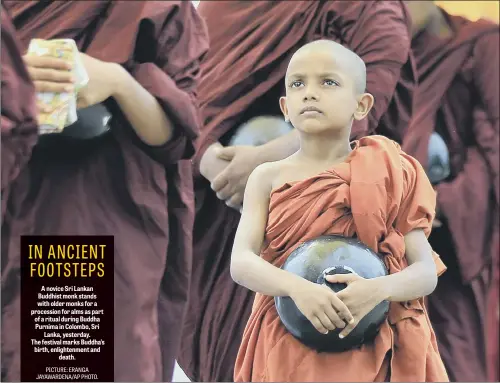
left=325, top=273, right=387, bottom=338
left=289, top=279, right=353, bottom=335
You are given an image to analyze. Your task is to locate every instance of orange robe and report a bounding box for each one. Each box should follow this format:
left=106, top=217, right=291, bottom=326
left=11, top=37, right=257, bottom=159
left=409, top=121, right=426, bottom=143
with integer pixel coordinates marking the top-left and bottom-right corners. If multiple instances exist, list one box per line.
left=235, top=136, right=448, bottom=382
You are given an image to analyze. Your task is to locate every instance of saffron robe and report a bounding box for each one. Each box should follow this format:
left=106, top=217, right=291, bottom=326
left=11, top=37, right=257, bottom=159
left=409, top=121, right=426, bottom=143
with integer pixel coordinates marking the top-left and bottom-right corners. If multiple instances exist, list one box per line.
left=235, top=136, right=448, bottom=382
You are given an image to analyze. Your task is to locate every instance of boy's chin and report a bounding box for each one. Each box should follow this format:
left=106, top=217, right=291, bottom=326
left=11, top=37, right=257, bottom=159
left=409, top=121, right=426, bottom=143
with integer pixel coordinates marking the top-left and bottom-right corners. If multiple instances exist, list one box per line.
left=297, top=121, right=344, bottom=135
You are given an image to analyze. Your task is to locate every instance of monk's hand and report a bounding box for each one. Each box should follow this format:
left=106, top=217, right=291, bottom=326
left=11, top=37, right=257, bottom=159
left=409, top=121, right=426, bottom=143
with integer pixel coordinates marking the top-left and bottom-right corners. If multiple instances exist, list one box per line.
left=325, top=273, right=386, bottom=339
left=211, top=145, right=262, bottom=210
left=289, top=279, right=354, bottom=335
left=200, top=143, right=232, bottom=183
left=23, top=54, right=75, bottom=113
left=76, top=53, right=119, bottom=109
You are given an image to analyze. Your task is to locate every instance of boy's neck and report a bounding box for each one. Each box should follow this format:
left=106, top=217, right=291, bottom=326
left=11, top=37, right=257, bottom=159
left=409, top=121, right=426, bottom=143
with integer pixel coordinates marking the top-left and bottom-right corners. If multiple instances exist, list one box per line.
left=297, top=129, right=352, bottom=164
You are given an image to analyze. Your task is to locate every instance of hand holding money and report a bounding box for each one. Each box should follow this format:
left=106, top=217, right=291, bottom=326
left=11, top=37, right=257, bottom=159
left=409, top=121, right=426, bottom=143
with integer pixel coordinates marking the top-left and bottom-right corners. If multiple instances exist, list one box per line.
left=23, top=55, right=74, bottom=112
left=25, top=39, right=88, bottom=134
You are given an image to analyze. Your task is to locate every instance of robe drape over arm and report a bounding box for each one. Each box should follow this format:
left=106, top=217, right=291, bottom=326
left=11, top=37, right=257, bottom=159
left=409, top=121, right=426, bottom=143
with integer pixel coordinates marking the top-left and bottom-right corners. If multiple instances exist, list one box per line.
left=0, top=6, right=38, bottom=218
left=178, top=2, right=418, bottom=381
left=402, top=10, right=499, bottom=382
left=1, top=1, right=208, bottom=381
left=234, top=136, right=447, bottom=382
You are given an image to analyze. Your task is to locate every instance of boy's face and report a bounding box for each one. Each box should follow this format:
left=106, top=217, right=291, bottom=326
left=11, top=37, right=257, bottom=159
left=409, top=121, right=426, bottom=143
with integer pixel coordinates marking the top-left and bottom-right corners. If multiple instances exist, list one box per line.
left=280, top=49, right=361, bottom=135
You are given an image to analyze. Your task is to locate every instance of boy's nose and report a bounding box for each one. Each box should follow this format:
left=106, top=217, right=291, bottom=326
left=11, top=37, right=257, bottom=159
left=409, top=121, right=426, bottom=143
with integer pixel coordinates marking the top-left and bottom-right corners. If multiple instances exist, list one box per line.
left=303, top=89, right=319, bottom=101
left=302, top=83, right=320, bottom=101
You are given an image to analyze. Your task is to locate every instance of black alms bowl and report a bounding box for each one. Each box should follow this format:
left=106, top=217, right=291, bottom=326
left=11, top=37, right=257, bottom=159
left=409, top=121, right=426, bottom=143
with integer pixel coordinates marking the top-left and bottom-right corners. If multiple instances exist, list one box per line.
left=59, top=103, right=112, bottom=139
left=275, top=235, right=390, bottom=352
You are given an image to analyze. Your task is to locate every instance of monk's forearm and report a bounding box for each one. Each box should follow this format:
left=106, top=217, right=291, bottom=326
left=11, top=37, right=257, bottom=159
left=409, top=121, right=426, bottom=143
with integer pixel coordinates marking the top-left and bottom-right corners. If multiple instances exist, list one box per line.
left=201, top=127, right=298, bottom=182
left=231, top=251, right=305, bottom=297
left=111, top=64, right=174, bottom=146
left=257, top=129, right=300, bottom=163
left=377, top=260, right=437, bottom=302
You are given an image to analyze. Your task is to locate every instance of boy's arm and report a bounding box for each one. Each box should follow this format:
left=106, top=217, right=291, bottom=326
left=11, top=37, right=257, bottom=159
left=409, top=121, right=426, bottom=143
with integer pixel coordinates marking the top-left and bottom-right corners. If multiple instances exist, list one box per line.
left=326, top=229, right=438, bottom=338
left=231, top=163, right=354, bottom=332
left=376, top=229, right=438, bottom=302
left=230, top=163, right=304, bottom=296
left=325, top=149, right=441, bottom=337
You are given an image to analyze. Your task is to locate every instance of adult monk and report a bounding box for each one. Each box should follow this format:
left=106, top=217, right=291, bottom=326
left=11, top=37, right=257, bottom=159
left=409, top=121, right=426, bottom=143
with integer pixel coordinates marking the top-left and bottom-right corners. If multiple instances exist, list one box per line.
left=231, top=40, right=448, bottom=382
left=178, top=1, right=417, bottom=381
left=1, top=1, right=208, bottom=381
left=402, top=2, right=499, bottom=381
left=1, top=6, right=38, bottom=220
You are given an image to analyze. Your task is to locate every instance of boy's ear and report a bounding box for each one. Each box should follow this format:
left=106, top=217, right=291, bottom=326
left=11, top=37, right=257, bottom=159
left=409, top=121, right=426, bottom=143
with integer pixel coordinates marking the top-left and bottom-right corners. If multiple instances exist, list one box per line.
left=353, top=93, right=374, bottom=121
left=279, top=96, right=290, bottom=122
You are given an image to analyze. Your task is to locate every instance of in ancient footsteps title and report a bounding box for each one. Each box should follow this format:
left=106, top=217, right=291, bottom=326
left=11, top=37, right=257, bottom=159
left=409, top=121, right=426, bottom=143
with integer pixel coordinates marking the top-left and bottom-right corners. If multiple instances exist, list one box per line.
left=20, top=236, right=114, bottom=382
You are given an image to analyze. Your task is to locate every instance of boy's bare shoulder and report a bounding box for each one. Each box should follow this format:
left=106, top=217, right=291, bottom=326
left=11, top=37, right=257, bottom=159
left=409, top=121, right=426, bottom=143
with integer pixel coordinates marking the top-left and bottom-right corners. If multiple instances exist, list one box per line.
left=249, top=159, right=290, bottom=193
left=250, top=161, right=281, bottom=183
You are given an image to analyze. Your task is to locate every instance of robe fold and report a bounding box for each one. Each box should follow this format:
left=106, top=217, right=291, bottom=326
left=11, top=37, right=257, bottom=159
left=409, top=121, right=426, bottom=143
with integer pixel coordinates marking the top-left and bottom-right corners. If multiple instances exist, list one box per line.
left=402, top=10, right=499, bottom=382
left=235, top=135, right=448, bottom=382
left=1, top=6, right=38, bottom=219
left=1, top=1, right=208, bottom=381
left=178, top=1, right=417, bottom=381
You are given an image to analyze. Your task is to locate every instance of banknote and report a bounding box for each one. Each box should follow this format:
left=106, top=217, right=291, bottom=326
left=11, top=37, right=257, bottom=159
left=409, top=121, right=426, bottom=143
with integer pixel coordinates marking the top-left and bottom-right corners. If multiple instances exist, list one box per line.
left=27, top=39, right=89, bottom=134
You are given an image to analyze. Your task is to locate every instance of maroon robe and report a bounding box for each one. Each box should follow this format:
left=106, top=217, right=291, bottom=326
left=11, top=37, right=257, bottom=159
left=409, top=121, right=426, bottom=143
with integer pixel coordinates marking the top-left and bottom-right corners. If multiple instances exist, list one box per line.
left=1, top=6, right=38, bottom=219
left=178, top=1, right=417, bottom=381
left=1, top=1, right=208, bottom=381
left=402, top=10, right=499, bottom=382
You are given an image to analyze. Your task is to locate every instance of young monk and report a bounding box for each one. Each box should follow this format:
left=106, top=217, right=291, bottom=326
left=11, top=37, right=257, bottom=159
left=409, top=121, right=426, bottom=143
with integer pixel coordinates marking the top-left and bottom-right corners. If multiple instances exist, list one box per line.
left=1, top=1, right=208, bottom=381
left=231, top=39, right=448, bottom=382
left=178, top=2, right=417, bottom=380
left=402, top=2, right=499, bottom=381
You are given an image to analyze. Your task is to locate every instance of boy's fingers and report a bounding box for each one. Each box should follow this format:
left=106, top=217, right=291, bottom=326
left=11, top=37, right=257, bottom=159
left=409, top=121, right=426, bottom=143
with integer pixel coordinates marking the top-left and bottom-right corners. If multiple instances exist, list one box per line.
left=323, top=304, right=345, bottom=328
left=339, top=318, right=358, bottom=338
left=309, top=316, right=329, bottom=335
left=330, top=294, right=353, bottom=323
left=317, top=312, right=336, bottom=331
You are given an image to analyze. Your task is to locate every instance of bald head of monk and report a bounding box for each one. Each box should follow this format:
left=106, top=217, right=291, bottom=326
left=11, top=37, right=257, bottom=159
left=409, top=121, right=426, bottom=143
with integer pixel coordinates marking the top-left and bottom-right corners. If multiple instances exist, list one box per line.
left=279, top=39, right=374, bottom=135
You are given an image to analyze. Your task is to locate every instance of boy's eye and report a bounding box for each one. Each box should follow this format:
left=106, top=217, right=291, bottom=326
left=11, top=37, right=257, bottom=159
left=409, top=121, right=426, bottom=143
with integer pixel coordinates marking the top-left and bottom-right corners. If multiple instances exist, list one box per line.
left=290, top=80, right=303, bottom=88
left=323, top=79, right=339, bottom=86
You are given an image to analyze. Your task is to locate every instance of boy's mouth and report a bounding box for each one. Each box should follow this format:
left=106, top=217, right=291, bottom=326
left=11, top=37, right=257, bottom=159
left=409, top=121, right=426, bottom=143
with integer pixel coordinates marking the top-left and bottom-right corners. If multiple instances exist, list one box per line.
left=300, top=106, right=323, bottom=115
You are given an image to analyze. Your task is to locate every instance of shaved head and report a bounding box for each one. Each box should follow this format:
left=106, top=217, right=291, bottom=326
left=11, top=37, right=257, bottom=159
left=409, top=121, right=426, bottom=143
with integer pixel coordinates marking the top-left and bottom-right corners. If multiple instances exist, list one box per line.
left=286, top=39, right=366, bottom=94
left=279, top=38, right=374, bottom=134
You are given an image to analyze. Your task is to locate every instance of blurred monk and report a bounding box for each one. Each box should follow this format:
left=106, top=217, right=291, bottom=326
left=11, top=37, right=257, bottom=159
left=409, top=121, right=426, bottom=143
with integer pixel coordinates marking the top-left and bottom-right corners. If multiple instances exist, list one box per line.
left=231, top=40, right=448, bottom=382
left=1, top=1, right=208, bottom=381
left=403, top=2, right=499, bottom=381
left=178, top=2, right=417, bottom=380
left=1, top=6, right=38, bottom=219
